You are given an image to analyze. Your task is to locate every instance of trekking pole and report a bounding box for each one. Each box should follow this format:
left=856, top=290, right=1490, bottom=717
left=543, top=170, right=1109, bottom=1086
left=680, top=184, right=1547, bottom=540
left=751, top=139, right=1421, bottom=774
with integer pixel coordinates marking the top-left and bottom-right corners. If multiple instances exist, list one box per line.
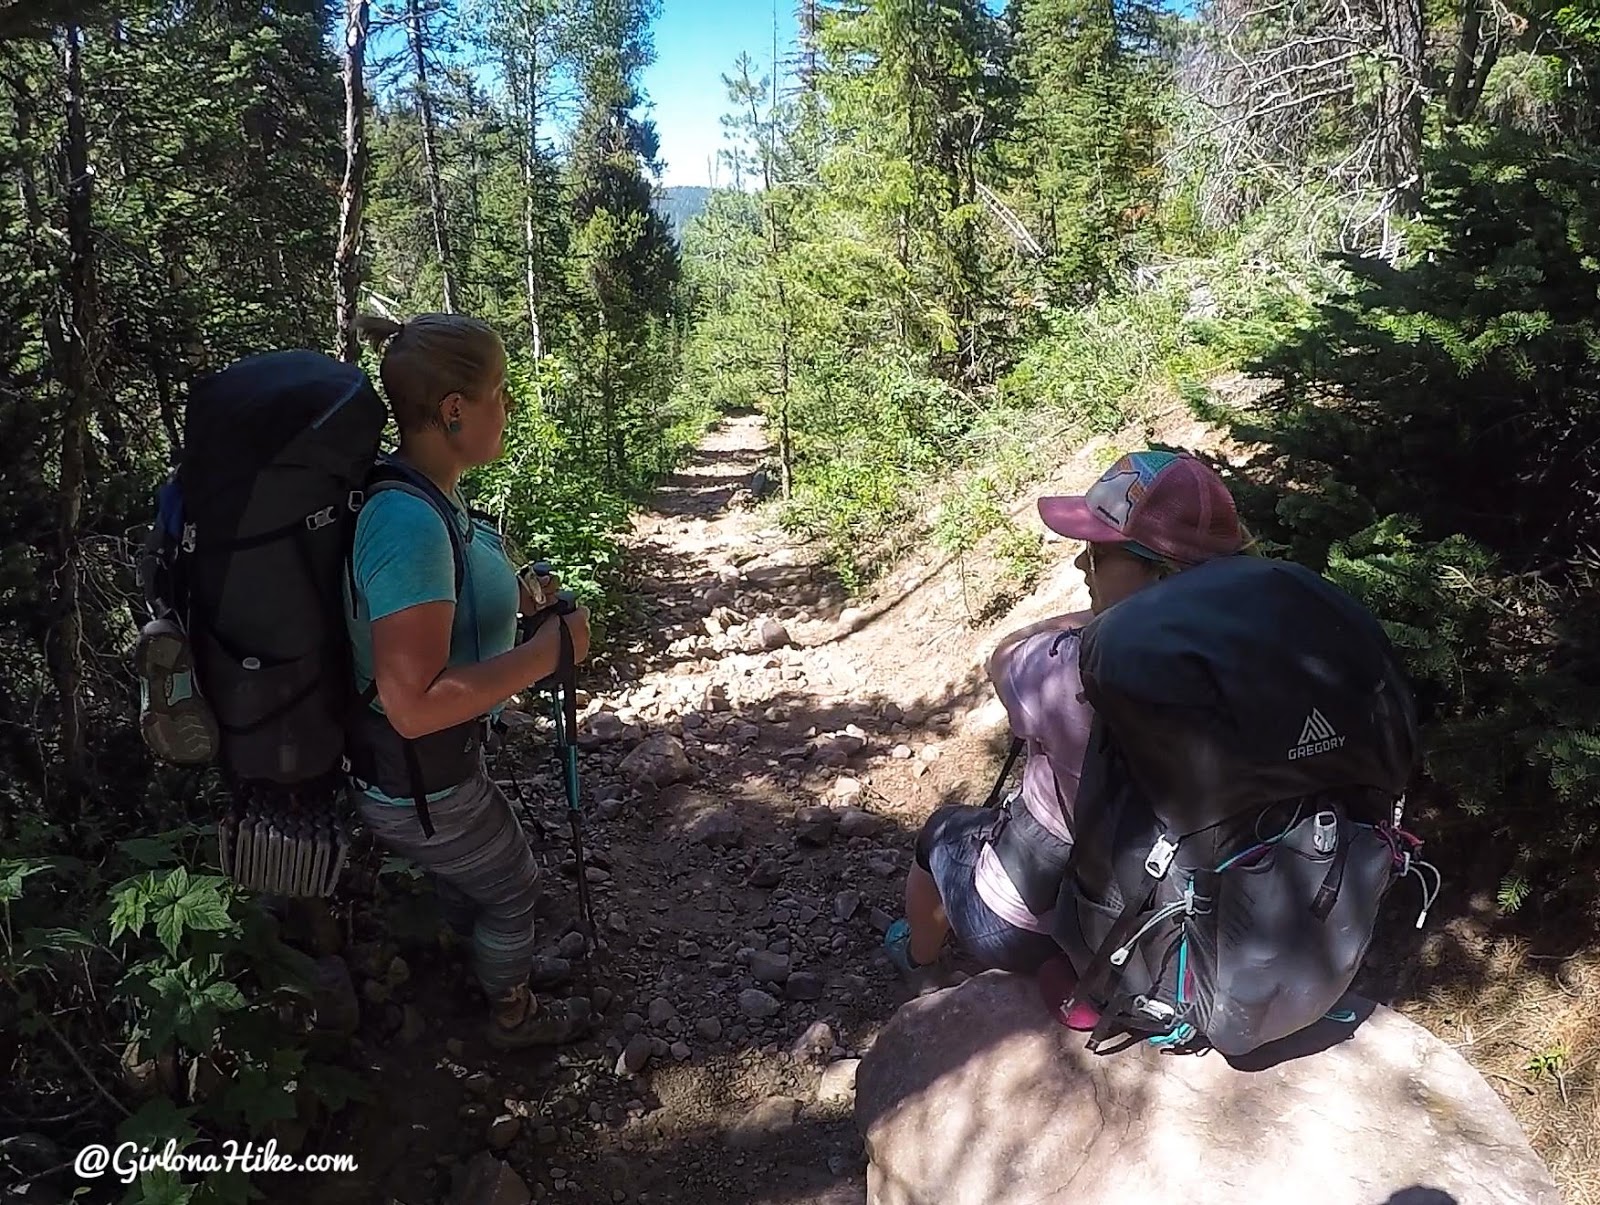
left=527, top=565, right=597, bottom=958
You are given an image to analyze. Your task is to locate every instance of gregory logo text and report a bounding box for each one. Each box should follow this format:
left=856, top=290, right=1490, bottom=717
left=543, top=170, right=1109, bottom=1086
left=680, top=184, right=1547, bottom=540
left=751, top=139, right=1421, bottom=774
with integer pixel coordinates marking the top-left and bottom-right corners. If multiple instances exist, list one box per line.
left=1289, top=708, right=1345, bottom=760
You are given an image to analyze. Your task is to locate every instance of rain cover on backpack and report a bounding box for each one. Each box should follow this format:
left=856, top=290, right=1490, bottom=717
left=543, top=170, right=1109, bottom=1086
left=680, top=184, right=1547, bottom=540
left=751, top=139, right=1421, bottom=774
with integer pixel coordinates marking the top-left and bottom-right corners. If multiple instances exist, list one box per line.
left=1050, top=554, right=1424, bottom=1057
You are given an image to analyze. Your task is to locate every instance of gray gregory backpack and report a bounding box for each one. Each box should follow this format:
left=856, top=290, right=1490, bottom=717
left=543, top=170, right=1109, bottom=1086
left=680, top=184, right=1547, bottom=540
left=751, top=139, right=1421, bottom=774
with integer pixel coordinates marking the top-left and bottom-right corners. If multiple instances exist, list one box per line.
left=1050, top=554, right=1434, bottom=1057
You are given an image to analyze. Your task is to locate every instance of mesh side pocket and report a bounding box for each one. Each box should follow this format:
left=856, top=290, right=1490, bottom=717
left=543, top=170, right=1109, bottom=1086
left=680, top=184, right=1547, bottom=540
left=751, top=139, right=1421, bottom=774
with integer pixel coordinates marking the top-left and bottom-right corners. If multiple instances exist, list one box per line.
left=1200, top=816, right=1395, bottom=1057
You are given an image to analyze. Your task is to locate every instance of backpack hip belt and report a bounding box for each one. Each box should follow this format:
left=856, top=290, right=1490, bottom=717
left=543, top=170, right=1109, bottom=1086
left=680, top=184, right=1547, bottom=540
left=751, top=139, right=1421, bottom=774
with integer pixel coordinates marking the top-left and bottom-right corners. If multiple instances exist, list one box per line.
left=344, top=697, right=487, bottom=835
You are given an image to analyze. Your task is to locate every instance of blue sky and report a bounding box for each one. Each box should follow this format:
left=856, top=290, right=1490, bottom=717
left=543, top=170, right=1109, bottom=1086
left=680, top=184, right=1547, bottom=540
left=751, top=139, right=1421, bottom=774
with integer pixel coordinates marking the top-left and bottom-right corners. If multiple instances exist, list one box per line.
left=640, top=0, right=800, bottom=188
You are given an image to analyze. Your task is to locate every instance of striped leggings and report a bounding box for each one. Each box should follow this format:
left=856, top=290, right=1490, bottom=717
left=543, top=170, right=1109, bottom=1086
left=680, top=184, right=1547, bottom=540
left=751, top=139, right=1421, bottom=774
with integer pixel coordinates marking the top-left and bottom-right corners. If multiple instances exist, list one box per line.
left=356, top=766, right=539, bottom=999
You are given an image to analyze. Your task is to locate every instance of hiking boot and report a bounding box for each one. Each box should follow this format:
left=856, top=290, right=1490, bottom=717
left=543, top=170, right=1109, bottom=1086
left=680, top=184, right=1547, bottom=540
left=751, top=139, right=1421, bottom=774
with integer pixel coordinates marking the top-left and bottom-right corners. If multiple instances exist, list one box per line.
left=485, top=986, right=582, bottom=1051
left=136, top=616, right=219, bottom=765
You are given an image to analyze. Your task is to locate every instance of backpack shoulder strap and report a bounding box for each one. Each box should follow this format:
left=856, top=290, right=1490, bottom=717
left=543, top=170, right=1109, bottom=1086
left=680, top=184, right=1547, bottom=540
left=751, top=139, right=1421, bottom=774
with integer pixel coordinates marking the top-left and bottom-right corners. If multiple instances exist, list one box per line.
left=362, top=456, right=468, bottom=598
left=982, top=738, right=1025, bottom=809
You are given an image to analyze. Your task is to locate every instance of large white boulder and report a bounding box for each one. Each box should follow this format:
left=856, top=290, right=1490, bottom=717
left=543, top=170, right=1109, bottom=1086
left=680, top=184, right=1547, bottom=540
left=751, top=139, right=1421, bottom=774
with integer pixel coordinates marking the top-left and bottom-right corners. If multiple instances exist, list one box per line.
left=856, top=970, right=1558, bottom=1205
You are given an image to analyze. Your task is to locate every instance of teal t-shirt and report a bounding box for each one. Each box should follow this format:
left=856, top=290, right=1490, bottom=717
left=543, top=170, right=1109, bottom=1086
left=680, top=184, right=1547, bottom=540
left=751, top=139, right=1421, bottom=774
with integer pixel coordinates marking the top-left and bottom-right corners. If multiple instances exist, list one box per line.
left=344, top=484, right=520, bottom=803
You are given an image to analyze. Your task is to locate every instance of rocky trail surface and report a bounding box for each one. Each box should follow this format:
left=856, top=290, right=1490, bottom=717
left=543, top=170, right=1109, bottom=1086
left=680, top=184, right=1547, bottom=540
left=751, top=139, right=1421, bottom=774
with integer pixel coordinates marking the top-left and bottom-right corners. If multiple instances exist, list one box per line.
left=279, top=413, right=1083, bottom=1205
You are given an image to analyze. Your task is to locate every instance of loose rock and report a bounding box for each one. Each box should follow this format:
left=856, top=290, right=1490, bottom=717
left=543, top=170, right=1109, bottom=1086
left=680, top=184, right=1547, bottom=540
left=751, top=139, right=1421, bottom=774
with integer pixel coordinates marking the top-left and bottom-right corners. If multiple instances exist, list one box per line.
left=725, top=1096, right=802, bottom=1150
left=786, top=972, right=824, bottom=1001
left=619, top=734, right=694, bottom=789
left=748, top=859, right=784, bottom=888
left=685, top=808, right=744, bottom=849
left=488, top=1115, right=522, bottom=1151
left=838, top=807, right=885, bottom=839
left=817, top=1058, right=860, bottom=1107
left=451, top=1153, right=531, bottom=1205
left=582, top=712, right=629, bottom=744
left=795, top=806, right=838, bottom=846
left=790, top=1020, right=836, bottom=1060
left=556, top=931, right=588, bottom=960
left=615, top=1034, right=653, bottom=1077
left=739, top=989, right=782, bottom=1019
left=750, top=951, right=792, bottom=984
left=758, top=618, right=791, bottom=650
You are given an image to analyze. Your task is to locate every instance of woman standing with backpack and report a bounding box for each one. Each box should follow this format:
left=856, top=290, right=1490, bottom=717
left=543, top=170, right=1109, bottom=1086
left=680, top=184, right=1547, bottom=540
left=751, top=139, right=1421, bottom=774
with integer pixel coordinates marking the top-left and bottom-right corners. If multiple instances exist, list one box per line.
left=346, top=313, right=592, bottom=1050
left=883, top=451, right=1250, bottom=1017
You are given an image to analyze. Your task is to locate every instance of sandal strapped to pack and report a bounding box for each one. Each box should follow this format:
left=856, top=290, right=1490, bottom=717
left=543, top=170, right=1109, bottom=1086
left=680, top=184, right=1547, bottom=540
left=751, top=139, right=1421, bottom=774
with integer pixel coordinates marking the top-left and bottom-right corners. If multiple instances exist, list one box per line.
left=136, top=615, right=219, bottom=766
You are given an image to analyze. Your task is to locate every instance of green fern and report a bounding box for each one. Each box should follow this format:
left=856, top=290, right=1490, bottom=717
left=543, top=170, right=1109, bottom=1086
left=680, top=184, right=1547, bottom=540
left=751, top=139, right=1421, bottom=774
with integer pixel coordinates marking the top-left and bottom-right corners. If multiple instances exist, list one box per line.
left=1497, top=874, right=1532, bottom=914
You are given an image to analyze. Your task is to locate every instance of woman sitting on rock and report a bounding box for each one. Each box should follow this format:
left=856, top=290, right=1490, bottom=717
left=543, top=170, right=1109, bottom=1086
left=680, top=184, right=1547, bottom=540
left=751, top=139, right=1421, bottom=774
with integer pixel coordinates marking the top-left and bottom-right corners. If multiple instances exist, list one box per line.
left=883, top=451, right=1250, bottom=1018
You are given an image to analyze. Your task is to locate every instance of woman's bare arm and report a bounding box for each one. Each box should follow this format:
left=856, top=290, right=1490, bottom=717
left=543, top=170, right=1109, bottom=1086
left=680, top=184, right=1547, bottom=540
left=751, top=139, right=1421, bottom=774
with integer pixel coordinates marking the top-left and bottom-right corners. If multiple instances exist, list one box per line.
left=371, top=601, right=591, bottom=739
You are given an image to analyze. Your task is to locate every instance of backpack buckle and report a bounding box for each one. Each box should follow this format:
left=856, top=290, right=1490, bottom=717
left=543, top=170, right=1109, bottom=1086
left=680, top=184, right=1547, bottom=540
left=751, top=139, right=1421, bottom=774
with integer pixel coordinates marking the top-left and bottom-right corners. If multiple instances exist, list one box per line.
left=1134, top=996, right=1176, bottom=1023
left=306, top=506, right=337, bottom=531
left=347, top=490, right=365, bottom=512
left=1312, top=810, right=1338, bottom=854
left=181, top=522, right=196, bottom=553
left=1145, top=834, right=1179, bottom=878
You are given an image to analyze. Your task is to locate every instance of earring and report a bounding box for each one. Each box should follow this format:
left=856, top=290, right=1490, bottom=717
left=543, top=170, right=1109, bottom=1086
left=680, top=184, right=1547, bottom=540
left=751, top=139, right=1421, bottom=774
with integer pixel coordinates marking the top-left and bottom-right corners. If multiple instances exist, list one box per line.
left=447, top=418, right=462, bottom=434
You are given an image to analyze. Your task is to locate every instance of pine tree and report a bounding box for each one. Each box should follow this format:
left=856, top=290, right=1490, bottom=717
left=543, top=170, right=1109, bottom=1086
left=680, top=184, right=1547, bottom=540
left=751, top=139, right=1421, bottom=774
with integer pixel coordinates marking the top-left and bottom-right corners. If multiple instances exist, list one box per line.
left=567, top=39, right=680, bottom=486
left=1008, top=0, right=1170, bottom=293
left=816, top=0, right=1015, bottom=381
left=1213, top=129, right=1600, bottom=888
left=0, top=0, right=341, bottom=822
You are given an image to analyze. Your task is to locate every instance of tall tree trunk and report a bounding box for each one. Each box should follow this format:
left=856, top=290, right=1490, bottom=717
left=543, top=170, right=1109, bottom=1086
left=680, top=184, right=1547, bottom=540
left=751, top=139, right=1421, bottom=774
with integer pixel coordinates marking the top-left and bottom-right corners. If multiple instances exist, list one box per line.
left=1380, top=0, right=1425, bottom=216
left=600, top=328, right=617, bottom=486
left=54, top=23, right=99, bottom=813
left=522, top=59, right=544, bottom=359
left=750, top=83, right=794, bottom=497
left=408, top=0, right=456, bottom=313
left=796, top=0, right=819, bottom=93
left=1445, top=0, right=1485, bottom=125
left=335, top=0, right=369, bottom=362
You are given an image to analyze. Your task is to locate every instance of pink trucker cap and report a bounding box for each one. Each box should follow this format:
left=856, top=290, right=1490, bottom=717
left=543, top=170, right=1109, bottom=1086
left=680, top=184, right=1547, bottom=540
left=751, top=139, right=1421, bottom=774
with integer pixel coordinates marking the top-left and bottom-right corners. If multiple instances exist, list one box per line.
left=1037, top=449, right=1245, bottom=566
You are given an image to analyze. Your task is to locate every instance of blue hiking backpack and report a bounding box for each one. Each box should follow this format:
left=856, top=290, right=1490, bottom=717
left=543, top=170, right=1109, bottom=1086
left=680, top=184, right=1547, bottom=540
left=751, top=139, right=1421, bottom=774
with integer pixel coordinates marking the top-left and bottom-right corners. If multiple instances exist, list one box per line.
left=137, top=350, right=486, bottom=858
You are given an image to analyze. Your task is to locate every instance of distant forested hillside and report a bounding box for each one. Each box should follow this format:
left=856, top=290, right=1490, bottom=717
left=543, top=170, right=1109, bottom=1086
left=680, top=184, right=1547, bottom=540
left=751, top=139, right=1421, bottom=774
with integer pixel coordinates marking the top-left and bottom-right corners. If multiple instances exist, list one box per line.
left=656, top=185, right=714, bottom=239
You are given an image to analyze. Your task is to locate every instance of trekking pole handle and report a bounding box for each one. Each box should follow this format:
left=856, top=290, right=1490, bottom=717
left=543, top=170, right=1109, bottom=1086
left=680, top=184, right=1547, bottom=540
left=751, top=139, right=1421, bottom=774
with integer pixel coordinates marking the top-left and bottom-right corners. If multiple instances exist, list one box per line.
left=528, top=561, right=578, bottom=617
left=522, top=561, right=579, bottom=619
